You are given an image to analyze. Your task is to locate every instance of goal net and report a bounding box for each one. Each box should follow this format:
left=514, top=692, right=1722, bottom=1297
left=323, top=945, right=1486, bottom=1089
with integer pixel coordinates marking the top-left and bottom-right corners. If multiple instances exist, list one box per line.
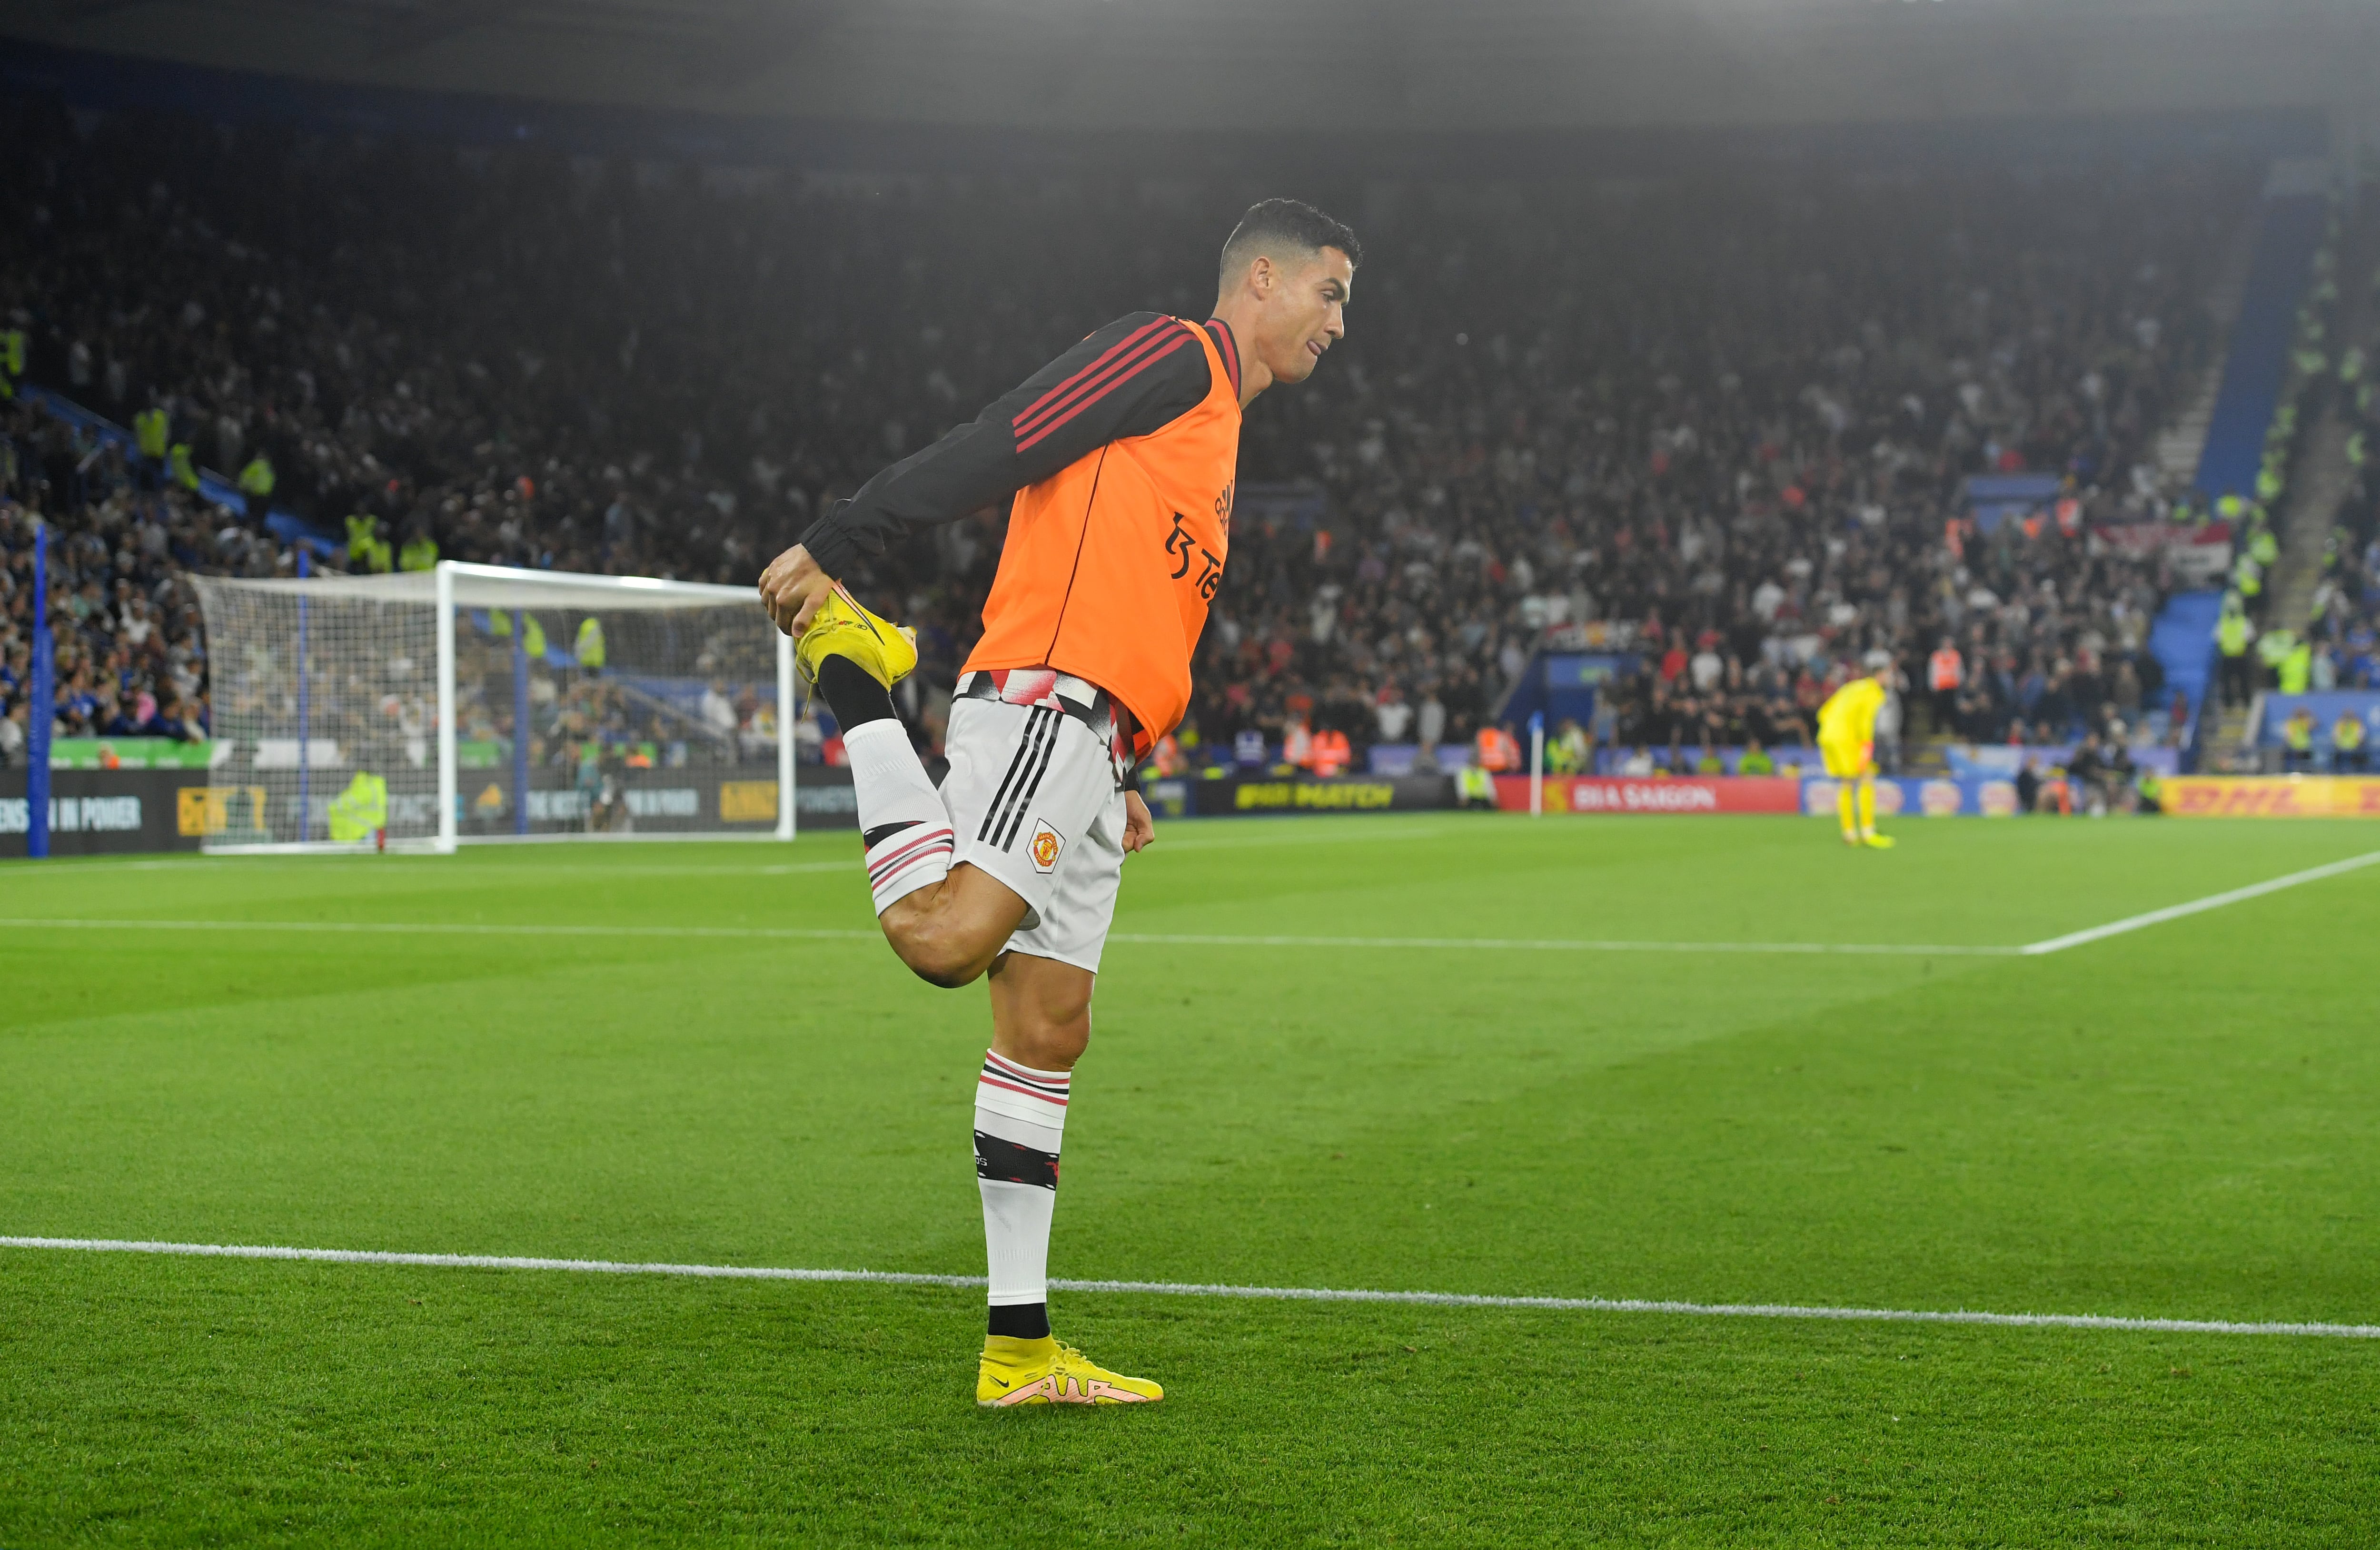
left=190, top=562, right=796, bottom=852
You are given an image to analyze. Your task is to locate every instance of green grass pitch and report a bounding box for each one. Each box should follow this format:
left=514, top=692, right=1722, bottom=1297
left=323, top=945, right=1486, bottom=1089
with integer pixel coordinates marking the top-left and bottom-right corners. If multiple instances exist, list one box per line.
left=3, top=814, right=2377, bottom=1546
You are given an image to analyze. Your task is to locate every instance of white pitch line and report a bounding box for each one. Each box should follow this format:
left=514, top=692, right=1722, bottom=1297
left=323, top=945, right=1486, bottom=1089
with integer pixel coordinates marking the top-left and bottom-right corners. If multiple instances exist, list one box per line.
left=3, top=824, right=1448, bottom=877
left=2020, top=849, right=2380, bottom=956
left=0, top=857, right=864, bottom=879
left=1109, top=932, right=2014, bottom=956
left=3, top=1236, right=2370, bottom=1341
left=0, top=917, right=879, bottom=942
left=0, top=917, right=1998, bottom=956
left=1143, top=824, right=1448, bottom=852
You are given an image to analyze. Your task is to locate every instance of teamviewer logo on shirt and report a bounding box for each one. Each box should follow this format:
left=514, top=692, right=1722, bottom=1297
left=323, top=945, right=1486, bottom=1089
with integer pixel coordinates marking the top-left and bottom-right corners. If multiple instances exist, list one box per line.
left=1030, top=820, right=1065, bottom=874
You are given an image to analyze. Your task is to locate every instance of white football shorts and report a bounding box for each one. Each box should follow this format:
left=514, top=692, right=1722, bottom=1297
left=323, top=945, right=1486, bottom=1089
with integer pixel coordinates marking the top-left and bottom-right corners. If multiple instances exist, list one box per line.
left=940, top=669, right=1130, bottom=974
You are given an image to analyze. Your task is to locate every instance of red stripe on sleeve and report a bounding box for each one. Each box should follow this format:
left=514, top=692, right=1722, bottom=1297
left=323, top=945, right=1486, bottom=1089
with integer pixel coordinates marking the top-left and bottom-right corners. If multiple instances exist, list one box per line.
left=1012, top=319, right=1171, bottom=437
left=1204, top=319, right=1240, bottom=399
left=1012, top=326, right=1185, bottom=444
left=1013, top=332, right=1195, bottom=454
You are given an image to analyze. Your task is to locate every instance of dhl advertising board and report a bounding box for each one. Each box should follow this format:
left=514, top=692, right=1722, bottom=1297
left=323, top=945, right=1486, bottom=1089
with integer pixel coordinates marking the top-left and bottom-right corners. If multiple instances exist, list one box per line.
left=2159, top=777, right=2380, bottom=818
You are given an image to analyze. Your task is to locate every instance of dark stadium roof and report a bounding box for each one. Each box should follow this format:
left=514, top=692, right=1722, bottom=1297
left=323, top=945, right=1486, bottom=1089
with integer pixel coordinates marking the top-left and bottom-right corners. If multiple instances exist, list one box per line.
left=1, top=0, right=2376, bottom=136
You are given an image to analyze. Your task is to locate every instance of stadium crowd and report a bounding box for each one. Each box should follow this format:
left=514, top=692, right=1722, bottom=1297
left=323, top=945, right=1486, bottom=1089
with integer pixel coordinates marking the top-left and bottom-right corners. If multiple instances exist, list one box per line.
left=0, top=418, right=226, bottom=767
left=2304, top=252, right=2380, bottom=697
left=1, top=95, right=2268, bottom=774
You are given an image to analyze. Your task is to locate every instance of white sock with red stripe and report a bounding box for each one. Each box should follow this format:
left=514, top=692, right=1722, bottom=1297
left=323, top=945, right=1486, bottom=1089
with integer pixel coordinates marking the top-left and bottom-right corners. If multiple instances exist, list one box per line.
left=974, top=1050, right=1070, bottom=1336
left=843, top=719, right=953, bottom=915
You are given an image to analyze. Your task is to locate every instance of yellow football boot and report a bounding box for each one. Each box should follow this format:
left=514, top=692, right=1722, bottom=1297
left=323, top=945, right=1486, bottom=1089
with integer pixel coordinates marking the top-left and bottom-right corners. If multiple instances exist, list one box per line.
left=1862, top=832, right=1897, bottom=849
left=977, top=1335, right=1163, bottom=1408
left=793, top=582, right=917, bottom=690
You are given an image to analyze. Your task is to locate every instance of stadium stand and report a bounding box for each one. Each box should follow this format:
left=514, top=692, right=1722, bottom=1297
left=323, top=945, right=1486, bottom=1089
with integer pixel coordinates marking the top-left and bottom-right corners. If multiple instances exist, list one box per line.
left=0, top=424, right=222, bottom=767
left=0, top=95, right=2290, bottom=787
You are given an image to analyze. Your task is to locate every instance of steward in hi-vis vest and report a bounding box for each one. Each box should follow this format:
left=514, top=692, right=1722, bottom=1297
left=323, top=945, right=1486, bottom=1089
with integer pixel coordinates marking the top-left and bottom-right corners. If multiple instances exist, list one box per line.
left=2217, top=610, right=2251, bottom=660
left=346, top=513, right=392, bottom=573
left=2337, top=711, right=2369, bottom=770
left=134, top=405, right=169, bottom=461
left=2282, top=708, right=2317, bottom=768
left=2279, top=639, right=2313, bottom=695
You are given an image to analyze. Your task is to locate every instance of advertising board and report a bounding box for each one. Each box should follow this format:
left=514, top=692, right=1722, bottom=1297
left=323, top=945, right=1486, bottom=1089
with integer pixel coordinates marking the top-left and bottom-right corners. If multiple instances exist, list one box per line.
left=1946, top=743, right=2180, bottom=779
left=2158, top=777, right=2380, bottom=818
left=1799, top=775, right=2023, bottom=818
left=0, top=769, right=208, bottom=857
left=1142, top=774, right=1455, bottom=819
left=42, top=738, right=223, bottom=770
left=1489, top=774, right=2035, bottom=817
left=452, top=770, right=823, bottom=835
left=792, top=766, right=858, bottom=829
left=1492, top=776, right=1802, bottom=814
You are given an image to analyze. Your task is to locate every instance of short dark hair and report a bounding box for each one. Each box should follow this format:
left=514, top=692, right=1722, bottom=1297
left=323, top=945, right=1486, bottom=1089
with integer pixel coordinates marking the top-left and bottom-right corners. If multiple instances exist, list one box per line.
left=1218, top=198, right=1361, bottom=292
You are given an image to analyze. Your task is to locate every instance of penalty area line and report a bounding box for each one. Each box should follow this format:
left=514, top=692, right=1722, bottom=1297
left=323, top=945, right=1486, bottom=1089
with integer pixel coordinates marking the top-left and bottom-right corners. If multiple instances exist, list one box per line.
left=2, top=1235, right=2373, bottom=1342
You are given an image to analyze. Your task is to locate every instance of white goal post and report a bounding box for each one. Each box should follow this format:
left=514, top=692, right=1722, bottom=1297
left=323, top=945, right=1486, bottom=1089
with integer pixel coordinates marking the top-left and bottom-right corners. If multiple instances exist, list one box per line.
left=190, top=561, right=796, bottom=852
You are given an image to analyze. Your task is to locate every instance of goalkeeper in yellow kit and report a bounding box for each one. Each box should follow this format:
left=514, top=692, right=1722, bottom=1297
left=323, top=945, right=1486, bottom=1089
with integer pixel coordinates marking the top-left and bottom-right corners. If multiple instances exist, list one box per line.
left=1817, top=654, right=1896, bottom=849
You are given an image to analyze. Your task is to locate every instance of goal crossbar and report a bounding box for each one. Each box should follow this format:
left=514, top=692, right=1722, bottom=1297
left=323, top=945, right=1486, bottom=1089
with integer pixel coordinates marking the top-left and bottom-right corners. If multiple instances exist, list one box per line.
left=217, top=562, right=762, bottom=612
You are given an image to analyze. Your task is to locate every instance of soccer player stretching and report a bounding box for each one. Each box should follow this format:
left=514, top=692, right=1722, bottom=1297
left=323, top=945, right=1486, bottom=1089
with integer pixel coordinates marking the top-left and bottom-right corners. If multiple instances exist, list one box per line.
left=1817, top=653, right=1896, bottom=848
left=758, top=200, right=1358, bottom=1406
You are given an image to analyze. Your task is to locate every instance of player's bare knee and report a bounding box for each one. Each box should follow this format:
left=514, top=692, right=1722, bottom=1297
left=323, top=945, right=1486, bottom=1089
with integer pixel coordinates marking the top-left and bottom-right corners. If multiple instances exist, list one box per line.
left=1044, top=985, right=1094, bottom=1040
left=1024, top=995, right=1093, bottom=1064
left=896, top=929, right=988, bottom=989
left=1000, top=1014, right=1090, bottom=1072
left=1042, top=1018, right=1092, bottom=1069
left=895, top=914, right=1000, bottom=990
left=909, top=959, right=979, bottom=990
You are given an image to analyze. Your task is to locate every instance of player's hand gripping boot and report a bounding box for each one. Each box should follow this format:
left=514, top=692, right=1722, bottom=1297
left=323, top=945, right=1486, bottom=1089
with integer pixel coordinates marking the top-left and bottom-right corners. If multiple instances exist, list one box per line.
left=793, top=581, right=918, bottom=691
left=977, top=1335, right=1163, bottom=1407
